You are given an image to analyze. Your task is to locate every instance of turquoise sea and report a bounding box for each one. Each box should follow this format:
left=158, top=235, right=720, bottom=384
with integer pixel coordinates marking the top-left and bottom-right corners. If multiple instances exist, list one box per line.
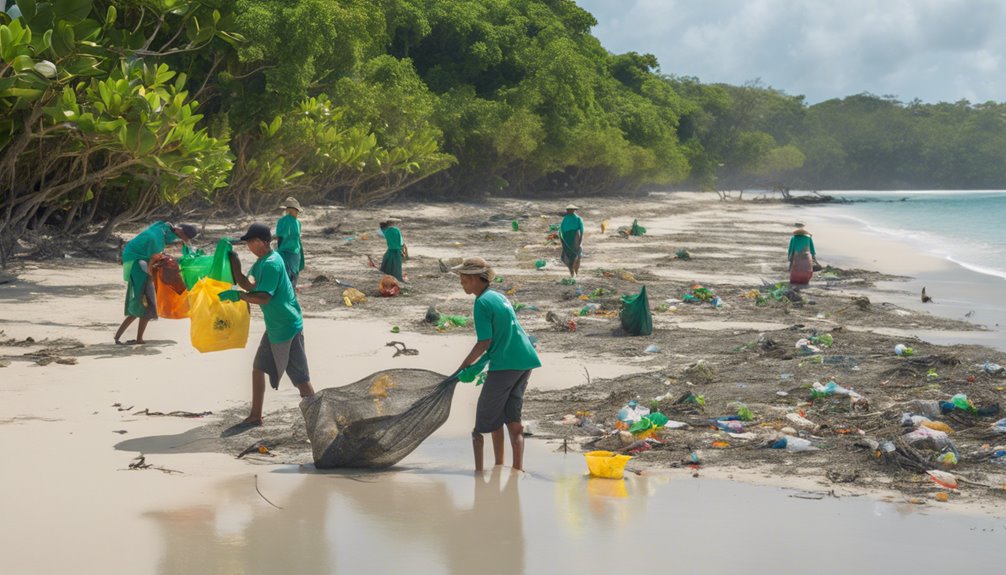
left=827, top=190, right=1006, bottom=282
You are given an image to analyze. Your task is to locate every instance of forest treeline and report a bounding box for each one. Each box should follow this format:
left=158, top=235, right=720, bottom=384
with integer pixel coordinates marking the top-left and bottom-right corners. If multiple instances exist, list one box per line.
left=3, top=0, right=1006, bottom=263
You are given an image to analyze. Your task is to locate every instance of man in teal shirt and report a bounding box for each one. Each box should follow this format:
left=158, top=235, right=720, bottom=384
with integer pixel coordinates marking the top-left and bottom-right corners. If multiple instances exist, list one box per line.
left=275, top=196, right=305, bottom=288
left=559, top=204, right=584, bottom=277
left=114, top=221, right=197, bottom=344
left=453, top=257, right=541, bottom=471
left=221, top=223, right=315, bottom=431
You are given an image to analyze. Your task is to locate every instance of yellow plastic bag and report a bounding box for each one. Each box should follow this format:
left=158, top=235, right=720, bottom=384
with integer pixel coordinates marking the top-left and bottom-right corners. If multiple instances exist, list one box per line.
left=342, top=287, right=366, bottom=304
left=188, top=277, right=250, bottom=353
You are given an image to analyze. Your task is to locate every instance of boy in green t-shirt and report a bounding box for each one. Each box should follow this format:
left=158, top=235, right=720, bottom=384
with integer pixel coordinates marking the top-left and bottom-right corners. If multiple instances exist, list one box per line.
left=453, top=257, right=541, bottom=471
left=220, top=223, right=315, bottom=433
left=275, top=196, right=305, bottom=288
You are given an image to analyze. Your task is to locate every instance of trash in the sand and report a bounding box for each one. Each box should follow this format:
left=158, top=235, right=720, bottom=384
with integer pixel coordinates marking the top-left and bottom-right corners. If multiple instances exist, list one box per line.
left=534, top=259, right=547, bottom=269
left=993, top=419, right=1006, bottom=433
left=682, top=284, right=717, bottom=305
left=810, top=380, right=867, bottom=409
left=578, top=303, right=601, bottom=316
left=795, top=338, right=821, bottom=354
left=436, top=315, right=469, bottom=330
left=984, top=361, right=1005, bottom=375
left=780, top=373, right=794, bottom=380
left=712, top=441, right=730, bottom=448
left=620, top=286, right=653, bottom=336
left=710, top=296, right=724, bottom=308
left=343, top=288, right=366, bottom=305
left=895, top=344, right=915, bottom=357
left=937, top=452, right=958, bottom=466
left=629, top=412, right=670, bottom=435
left=991, top=450, right=1006, bottom=463
left=904, top=399, right=942, bottom=419
left=390, top=326, right=400, bottom=334
left=379, top=275, right=401, bottom=297
left=688, top=451, right=702, bottom=464
left=769, top=436, right=818, bottom=452
left=809, top=333, right=833, bottom=347
left=675, top=248, right=691, bottom=260
left=922, top=420, right=954, bottom=434
left=619, top=270, right=638, bottom=283
left=386, top=341, right=419, bottom=358
left=629, top=219, right=646, bottom=236
left=926, top=469, right=958, bottom=489
left=644, top=344, right=661, bottom=353
left=512, top=220, right=519, bottom=231
left=903, top=427, right=959, bottom=456
left=617, top=401, right=650, bottom=424
left=927, top=368, right=940, bottom=379
left=584, top=451, right=632, bottom=479
left=675, top=391, right=706, bottom=407
left=548, top=223, right=560, bottom=232
left=947, top=393, right=977, bottom=414
left=715, top=420, right=745, bottom=433
left=733, top=401, right=754, bottom=421
left=559, top=277, right=577, bottom=285
left=424, top=306, right=441, bottom=324
left=787, top=412, right=819, bottom=430
left=513, top=302, right=539, bottom=313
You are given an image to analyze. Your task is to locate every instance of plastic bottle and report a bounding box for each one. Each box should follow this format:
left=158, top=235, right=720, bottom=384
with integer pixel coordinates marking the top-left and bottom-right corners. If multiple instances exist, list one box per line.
left=770, top=436, right=817, bottom=451
left=903, top=399, right=942, bottom=419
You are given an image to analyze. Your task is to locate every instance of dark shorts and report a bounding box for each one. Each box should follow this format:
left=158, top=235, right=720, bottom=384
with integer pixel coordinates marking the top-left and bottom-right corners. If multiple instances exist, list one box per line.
left=473, top=369, right=532, bottom=433
left=253, top=331, right=311, bottom=390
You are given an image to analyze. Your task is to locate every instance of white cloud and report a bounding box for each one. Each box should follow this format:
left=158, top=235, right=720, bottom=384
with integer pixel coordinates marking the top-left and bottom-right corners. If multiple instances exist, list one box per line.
left=574, top=0, right=1006, bottom=103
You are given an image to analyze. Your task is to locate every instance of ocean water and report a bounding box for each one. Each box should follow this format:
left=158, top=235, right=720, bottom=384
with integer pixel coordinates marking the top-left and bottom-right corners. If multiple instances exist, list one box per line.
left=827, top=190, right=1006, bottom=283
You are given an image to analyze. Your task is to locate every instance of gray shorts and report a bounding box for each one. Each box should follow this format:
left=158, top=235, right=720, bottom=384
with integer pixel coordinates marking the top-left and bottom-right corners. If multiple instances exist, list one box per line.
left=473, top=369, right=532, bottom=433
left=253, top=331, right=310, bottom=390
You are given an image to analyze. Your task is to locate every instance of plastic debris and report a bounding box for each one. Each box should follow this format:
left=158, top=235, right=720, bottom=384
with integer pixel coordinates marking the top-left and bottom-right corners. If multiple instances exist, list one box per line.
left=769, top=436, right=818, bottom=452
left=926, top=469, right=958, bottom=489
left=894, top=344, right=915, bottom=357
left=984, top=361, right=1005, bottom=375
left=644, top=344, right=661, bottom=353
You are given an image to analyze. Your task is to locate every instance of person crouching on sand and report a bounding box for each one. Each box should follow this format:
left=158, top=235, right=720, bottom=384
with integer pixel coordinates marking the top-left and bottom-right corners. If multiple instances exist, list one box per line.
left=220, top=223, right=315, bottom=432
left=115, top=221, right=197, bottom=345
left=452, top=257, right=541, bottom=471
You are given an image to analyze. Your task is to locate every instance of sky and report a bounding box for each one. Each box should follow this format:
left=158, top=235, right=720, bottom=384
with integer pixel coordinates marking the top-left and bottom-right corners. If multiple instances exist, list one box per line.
left=574, top=0, right=1006, bottom=104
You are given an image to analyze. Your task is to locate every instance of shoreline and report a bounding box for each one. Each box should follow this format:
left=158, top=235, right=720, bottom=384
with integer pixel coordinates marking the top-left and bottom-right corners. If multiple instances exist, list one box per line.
left=2, top=192, right=1005, bottom=572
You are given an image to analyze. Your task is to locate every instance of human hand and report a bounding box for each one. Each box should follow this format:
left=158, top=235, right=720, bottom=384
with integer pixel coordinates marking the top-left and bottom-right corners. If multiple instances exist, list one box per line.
left=218, top=289, right=241, bottom=303
left=227, top=250, right=242, bottom=273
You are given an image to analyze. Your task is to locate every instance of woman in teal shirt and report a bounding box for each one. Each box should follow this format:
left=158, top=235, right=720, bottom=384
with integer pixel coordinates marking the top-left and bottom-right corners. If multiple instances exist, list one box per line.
left=114, top=221, right=197, bottom=344
left=275, top=196, right=305, bottom=288
left=453, top=257, right=540, bottom=471
left=559, top=204, right=584, bottom=277
left=379, top=217, right=406, bottom=282
left=788, top=225, right=818, bottom=285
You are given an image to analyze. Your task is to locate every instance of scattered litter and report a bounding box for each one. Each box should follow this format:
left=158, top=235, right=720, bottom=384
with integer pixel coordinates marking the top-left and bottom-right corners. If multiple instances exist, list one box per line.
left=895, top=344, right=915, bottom=357
left=926, top=469, right=958, bottom=489
left=983, top=361, right=1005, bottom=376
left=386, top=341, right=419, bottom=358
left=644, top=344, right=660, bottom=353
left=769, top=436, right=818, bottom=452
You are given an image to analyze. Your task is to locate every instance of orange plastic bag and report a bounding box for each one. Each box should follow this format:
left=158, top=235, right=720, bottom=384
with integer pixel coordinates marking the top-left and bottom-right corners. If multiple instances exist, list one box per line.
left=379, top=274, right=401, bottom=297
left=151, top=254, right=189, bottom=319
left=188, top=277, right=250, bottom=353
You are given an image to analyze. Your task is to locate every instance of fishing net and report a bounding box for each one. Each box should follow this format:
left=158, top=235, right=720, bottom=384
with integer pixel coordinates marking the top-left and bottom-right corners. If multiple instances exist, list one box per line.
left=301, top=369, right=460, bottom=469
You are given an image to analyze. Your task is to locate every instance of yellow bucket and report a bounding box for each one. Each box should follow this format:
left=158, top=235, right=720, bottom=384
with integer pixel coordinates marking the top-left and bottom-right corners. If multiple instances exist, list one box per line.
left=584, top=451, right=633, bottom=479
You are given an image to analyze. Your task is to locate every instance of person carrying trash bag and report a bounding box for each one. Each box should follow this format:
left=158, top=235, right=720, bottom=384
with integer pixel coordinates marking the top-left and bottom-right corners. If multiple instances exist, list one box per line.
left=114, top=221, right=198, bottom=345
left=559, top=204, right=584, bottom=278
left=220, top=223, right=316, bottom=433
left=379, top=217, right=407, bottom=282
left=788, top=223, right=819, bottom=286
left=452, top=257, right=541, bottom=471
left=620, top=285, right=653, bottom=336
left=275, top=196, right=305, bottom=288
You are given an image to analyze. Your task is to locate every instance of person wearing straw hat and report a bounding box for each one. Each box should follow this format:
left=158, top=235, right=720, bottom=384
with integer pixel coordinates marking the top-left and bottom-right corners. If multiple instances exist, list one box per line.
left=378, top=217, right=407, bottom=282
left=275, top=197, right=305, bottom=288
left=788, top=223, right=819, bottom=286
left=114, top=221, right=198, bottom=345
left=559, top=204, right=584, bottom=278
left=452, top=257, right=541, bottom=471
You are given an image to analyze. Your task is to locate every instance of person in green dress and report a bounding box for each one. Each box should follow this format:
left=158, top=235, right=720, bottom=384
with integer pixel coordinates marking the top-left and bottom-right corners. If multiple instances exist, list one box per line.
left=379, top=217, right=407, bottom=282
left=275, top=196, right=305, bottom=288
left=453, top=257, right=541, bottom=471
left=220, top=223, right=316, bottom=431
left=787, top=223, right=820, bottom=284
left=559, top=204, right=584, bottom=277
left=114, top=221, right=197, bottom=345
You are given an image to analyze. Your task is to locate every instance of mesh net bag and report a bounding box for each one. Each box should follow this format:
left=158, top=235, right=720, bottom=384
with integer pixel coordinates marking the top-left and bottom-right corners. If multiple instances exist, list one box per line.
left=301, top=369, right=459, bottom=468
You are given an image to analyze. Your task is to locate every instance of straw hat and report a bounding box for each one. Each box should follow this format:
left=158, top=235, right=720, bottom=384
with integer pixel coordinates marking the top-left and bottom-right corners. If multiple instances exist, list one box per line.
left=451, top=257, right=496, bottom=281
left=384, top=216, right=402, bottom=224
left=279, top=197, right=302, bottom=211
left=565, top=204, right=579, bottom=211
left=793, top=228, right=811, bottom=236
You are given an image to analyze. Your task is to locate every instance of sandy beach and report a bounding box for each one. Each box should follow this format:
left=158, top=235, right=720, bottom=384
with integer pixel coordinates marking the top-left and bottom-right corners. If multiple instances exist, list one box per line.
left=2, top=192, right=1005, bottom=573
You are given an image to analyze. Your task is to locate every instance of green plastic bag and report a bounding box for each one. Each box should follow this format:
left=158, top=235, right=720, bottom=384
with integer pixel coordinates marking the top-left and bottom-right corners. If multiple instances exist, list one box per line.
left=208, top=238, right=234, bottom=284
left=179, top=245, right=213, bottom=290
left=620, top=285, right=653, bottom=336
left=437, top=315, right=469, bottom=329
